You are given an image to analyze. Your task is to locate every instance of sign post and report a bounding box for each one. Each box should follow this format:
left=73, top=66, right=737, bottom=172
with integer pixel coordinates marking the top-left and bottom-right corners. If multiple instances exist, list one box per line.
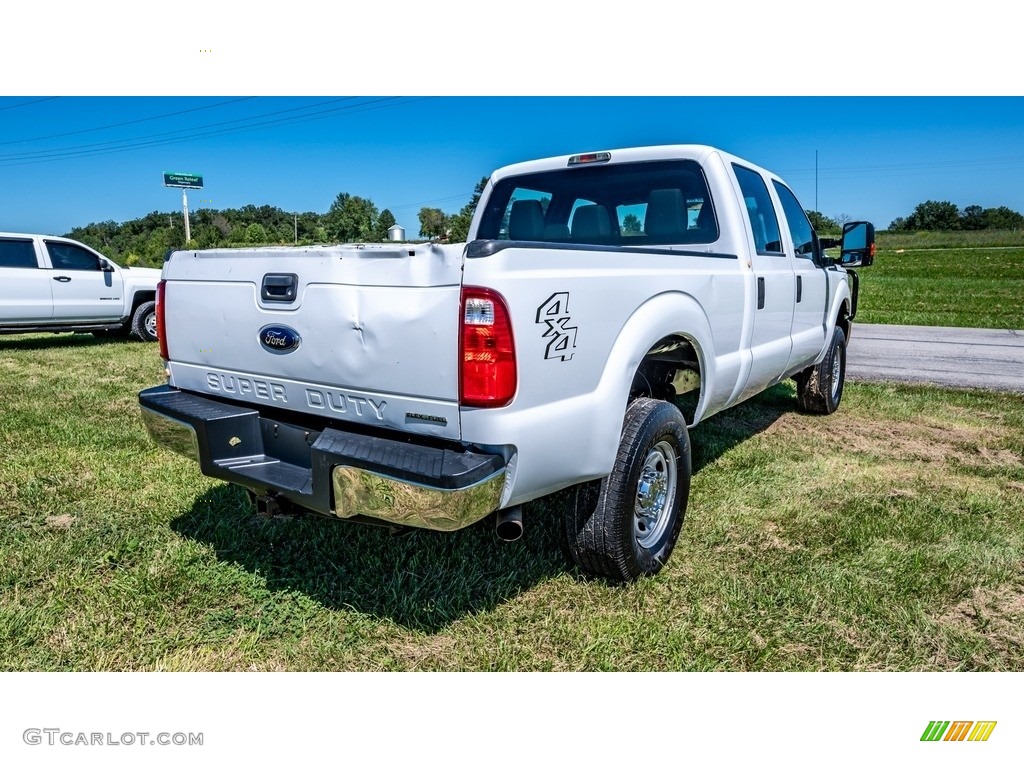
left=163, top=172, right=204, bottom=244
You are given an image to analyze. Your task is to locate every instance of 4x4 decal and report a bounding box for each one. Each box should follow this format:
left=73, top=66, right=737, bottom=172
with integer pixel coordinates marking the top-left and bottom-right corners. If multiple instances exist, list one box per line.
left=536, top=292, right=578, bottom=361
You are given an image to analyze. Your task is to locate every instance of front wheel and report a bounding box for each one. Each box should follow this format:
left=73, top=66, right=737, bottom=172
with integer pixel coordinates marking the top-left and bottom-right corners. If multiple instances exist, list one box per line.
left=129, top=301, right=158, bottom=342
left=796, top=325, right=847, bottom=414
left=562, top=398, right=691, bottom=582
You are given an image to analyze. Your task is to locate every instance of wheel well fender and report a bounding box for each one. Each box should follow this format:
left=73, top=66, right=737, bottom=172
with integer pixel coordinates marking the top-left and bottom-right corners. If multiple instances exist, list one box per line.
left=593, top=291, right=714, bottom=428
left=130, top=291, right=156, bottom=315
left=828, top=274, right=852, bottom=340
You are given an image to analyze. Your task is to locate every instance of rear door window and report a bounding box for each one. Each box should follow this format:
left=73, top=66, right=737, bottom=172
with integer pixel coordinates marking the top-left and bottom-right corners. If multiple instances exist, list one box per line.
left=0, top=238, right=39, bottom=269
left=733, top=164, right=783, bottom=255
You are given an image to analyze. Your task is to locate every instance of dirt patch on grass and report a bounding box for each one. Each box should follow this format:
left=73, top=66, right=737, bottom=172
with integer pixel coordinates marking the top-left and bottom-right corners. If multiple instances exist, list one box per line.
left=934, top=581, right=1024, bottom=668
left=389, top=633, right=461, bottom=669
left=765, top=410, right=1015, bottom=468
left=45, top=514, right=76, bottom=530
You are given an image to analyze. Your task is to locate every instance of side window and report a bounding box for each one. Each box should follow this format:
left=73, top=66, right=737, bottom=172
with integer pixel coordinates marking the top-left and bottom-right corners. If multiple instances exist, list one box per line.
left=0, top=239, right=39, bottom=269
left=46, top=241, right=102, bottom=271
left=733, top=164, right=783, bottom=254
left=773, top=181, right=815, bottom=259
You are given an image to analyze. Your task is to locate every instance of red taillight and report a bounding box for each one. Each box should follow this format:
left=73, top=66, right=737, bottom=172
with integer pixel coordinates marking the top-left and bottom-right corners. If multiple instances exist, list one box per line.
left=156, top=279, right=168, bottom=360
left=460, top=287, right=517, bottom=407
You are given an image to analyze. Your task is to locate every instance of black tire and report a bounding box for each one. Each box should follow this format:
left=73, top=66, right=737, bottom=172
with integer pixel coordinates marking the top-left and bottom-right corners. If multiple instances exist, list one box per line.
left=562, top=397, right=691, bottom=582
left=129, top=301, right=157, bottom=342
left=796, top=325, right=846, bottom=414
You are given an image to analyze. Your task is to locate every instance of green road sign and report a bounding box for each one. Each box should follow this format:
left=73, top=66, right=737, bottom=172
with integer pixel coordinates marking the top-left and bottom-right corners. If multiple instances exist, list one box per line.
left=163, top=172, right=203, bottom=189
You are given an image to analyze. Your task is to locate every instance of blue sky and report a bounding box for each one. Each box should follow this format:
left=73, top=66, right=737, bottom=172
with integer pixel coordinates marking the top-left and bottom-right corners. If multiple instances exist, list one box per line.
left=2, top=96, right=1022, bottom=236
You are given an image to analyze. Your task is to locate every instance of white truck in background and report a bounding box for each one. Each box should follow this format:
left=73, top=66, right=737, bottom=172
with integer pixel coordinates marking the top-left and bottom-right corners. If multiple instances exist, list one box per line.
left=0, top=232, right=161, bottom=341
left=139, top=145, right=875, bottom=581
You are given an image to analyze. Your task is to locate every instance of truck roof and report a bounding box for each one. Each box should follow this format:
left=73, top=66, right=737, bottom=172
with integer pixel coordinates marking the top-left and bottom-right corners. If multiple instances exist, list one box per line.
left=487, top=145, right=780, bottom=185
left=0, top=231, right=76, bottom=240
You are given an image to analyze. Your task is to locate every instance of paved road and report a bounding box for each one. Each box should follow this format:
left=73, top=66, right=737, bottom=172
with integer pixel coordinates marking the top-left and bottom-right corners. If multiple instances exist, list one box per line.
left=846, top=324, right=1024, bottom=394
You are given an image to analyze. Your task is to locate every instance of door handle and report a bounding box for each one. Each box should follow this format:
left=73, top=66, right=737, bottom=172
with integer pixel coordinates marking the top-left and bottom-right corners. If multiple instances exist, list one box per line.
left=757, top=277, right=765, bottom=309
left=796, top=275, right=803, bottom=303
left=53, top=276, right=72, bottom=282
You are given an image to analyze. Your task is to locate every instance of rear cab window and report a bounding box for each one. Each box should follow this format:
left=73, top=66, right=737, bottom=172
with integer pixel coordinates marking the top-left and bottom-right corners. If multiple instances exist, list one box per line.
left=477, top=159, right=719, bottom=247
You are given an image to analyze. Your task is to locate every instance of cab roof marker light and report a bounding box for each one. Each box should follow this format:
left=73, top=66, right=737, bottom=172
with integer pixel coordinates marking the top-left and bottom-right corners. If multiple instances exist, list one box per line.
left=567, top=151, right=611, bottom=166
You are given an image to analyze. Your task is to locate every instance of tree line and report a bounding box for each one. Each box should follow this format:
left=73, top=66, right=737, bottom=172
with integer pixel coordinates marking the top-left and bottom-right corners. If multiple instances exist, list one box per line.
left=66, top=197, right=409, bottom=269
left=65, top=180, right=489, bottom=269
left=888, top=201, right=1023, bottom=232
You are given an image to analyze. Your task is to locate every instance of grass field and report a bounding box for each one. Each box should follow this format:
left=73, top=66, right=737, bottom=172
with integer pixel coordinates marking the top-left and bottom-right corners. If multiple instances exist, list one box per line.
left=856, top=245, right=1024, bottom=328
left=2, top=335, right=1022, bottom=671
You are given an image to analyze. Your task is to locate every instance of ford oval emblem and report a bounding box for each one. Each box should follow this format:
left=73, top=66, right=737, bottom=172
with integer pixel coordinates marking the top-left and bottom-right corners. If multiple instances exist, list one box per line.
left=259, top=325, right=301, bottom=354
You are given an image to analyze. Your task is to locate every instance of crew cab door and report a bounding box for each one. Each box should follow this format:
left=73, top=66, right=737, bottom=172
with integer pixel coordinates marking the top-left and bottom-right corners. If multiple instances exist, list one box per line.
left=43, top=239, right=123, bottom=321
left=0, top=236, right=52, bottom=322
left=732, top=164, right=795, bottom=401
left=773, top=181, right=829, bottom=371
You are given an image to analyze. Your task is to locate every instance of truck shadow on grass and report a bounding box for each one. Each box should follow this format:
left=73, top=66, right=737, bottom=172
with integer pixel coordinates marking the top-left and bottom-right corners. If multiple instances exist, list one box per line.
left=0, top=332, right=130, bottom=351
left=171, top=484, right=570, bottom=632
left=171, top=383, right=796, bottom=632
left=687, top=382, right=798, bottom=471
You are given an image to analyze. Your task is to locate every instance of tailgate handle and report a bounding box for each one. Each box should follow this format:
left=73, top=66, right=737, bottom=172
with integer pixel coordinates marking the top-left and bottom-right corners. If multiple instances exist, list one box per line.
left=261, top=273, right=298, bottom=303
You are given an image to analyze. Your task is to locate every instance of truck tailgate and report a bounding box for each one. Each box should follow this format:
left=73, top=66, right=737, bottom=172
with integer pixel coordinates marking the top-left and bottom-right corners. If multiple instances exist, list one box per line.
left=161, top=243, right=465, bottom=440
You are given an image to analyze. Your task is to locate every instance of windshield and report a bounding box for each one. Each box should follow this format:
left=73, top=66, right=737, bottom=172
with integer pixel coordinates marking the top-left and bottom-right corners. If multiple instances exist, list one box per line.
left=476, top=160, right=719, bottom=247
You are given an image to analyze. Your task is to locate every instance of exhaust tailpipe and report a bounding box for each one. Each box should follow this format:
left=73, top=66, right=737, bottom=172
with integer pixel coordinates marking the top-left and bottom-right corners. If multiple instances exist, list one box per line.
left=495, top=506, right=524, bottom=542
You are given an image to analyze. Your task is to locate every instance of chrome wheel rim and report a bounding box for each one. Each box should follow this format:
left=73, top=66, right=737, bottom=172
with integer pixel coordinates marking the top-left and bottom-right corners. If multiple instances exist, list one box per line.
left=634, top=440, right=677, bottom=549
left=145, top=311, right=157, bottom=338
left=830, top=347, right=842, bottom=399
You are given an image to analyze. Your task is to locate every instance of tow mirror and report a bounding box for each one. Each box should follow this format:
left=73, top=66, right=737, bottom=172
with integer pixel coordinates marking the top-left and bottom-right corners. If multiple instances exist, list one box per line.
left=840, top=221, right=875, bottom=267
left=98, top=258, right=115, bottom=272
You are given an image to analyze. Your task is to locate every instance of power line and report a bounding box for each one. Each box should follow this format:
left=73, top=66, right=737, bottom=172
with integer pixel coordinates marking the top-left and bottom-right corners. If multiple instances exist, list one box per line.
left=0, top=97, right=432, bottom=167
left=386, top=192, right=475, bottom=213
left=0, top=97, right=360, bottom=160
left=780, top=155, right=1024, bottom=180
left=0, top=97, right=61, bottom=112
left=0, top=97, right=257, bottom=147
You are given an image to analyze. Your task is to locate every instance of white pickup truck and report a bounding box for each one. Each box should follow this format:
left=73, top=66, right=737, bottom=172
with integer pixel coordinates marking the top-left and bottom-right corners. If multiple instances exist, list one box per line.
left=0, top=232, right=162, bottom=341
left=139, top=145, right=875, bottom=581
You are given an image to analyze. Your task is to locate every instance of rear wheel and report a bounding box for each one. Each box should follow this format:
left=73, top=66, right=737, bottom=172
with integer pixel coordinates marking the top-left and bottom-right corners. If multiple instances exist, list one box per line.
left=129, top=301, right=157, bottom=342
left=796, top=326, right=846, bottom=414
left=562, top=398, right=691, bottom=581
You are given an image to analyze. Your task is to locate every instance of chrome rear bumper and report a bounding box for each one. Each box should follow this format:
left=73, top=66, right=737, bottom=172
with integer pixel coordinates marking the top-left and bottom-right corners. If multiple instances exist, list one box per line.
left=139, top=385, right=507, bottom=531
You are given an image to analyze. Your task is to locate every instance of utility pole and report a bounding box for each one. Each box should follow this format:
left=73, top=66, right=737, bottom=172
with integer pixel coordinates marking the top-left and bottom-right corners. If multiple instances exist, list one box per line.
left=182, top=188, right=191, bottom=244
left=163, top=171, right=202, bottom=245
left=294, top=214, right=298, bottom=244
left=815, top=150, right=819, bottom=213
